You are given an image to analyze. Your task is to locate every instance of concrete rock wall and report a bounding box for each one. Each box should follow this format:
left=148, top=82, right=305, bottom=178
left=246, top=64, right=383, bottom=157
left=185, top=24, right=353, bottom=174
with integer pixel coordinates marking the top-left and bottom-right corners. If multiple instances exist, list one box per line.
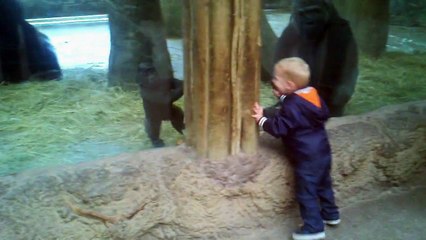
left=0, top=101, right=425, bottom=239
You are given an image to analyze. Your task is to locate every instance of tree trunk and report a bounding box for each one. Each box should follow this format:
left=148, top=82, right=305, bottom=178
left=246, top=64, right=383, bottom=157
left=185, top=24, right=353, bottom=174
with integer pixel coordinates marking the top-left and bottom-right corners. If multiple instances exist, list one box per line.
left=183, top=0, right=261, bottom=159
left=107, top=0, right=174, bottom=89
left=334, top=0, right=390, bottom=58
left=161, top=2, right=278, bottom=81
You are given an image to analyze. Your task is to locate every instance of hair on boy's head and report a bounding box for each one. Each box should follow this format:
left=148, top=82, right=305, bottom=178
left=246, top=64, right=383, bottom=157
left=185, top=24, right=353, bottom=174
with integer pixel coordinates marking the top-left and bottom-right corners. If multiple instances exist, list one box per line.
left=275, top=57, right=310, bottom=89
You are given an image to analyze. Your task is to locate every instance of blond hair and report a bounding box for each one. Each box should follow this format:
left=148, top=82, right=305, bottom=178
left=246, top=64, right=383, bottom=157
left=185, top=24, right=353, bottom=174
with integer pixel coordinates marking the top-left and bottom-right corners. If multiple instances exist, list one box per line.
left=274, top=57, right=310, bottom=89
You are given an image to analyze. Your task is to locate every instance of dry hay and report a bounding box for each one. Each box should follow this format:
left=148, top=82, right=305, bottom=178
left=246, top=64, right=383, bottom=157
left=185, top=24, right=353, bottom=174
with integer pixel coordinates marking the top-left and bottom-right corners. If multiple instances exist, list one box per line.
left=1, top=52, right=426, bottom=175
left=0, top=68, right=183, bottom=175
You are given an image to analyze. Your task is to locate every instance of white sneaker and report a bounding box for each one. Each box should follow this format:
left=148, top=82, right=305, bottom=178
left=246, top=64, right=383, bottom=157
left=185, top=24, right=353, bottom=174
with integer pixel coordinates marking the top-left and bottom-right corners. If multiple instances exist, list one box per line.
left=292, top=230, right=326, bottom=240
left=323, top=218, right=341, bottom=226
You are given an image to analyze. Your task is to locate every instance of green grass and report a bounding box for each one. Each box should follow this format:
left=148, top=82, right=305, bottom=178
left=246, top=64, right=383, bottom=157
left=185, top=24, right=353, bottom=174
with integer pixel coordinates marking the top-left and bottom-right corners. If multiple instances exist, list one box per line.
left=346, top=52, right=426, bottom=114
left=1, top=52, right=425, bottom=175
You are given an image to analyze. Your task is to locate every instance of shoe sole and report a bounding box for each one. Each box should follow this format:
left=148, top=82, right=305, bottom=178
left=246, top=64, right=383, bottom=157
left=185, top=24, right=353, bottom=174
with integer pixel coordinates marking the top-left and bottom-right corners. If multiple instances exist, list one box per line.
left=292, top=231, right=325, bottom=240
left=323, top=219, right=341, bottom=226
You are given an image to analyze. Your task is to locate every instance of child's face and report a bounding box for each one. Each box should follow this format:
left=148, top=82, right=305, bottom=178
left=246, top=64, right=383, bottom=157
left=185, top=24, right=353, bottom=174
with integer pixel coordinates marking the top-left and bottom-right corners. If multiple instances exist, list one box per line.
left=272, top=66, right=297, bottom=95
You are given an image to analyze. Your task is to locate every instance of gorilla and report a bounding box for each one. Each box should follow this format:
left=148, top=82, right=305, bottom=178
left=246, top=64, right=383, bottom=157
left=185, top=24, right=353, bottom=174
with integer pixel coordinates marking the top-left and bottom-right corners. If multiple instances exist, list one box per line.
left=0, top=0, right=61, bottom=83
left=137, top=61, right=185, bottom=148
left=272, top=0, right=358, bottom=117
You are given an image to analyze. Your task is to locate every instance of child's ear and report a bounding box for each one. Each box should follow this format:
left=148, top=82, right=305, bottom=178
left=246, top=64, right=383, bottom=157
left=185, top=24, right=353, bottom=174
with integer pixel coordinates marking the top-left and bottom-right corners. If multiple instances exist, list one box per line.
left=288, top=80, right=297, bottom=90
left=271, top=78, right=278, bottom=88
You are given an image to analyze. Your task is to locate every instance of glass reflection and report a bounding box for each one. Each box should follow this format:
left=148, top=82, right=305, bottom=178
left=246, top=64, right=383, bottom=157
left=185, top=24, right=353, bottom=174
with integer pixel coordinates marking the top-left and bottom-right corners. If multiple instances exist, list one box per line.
left=0, top=0, right=425, bottom=176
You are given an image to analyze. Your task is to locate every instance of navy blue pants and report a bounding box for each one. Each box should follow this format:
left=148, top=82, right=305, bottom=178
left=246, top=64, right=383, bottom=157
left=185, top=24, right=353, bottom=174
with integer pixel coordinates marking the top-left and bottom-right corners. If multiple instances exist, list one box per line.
left=295, top=162, right=339, bottom=233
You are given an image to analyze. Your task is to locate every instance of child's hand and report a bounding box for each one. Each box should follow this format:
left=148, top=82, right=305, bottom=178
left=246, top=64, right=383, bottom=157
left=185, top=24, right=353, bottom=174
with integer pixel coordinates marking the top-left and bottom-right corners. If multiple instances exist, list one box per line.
left=251, top=102, right=264, bottom=122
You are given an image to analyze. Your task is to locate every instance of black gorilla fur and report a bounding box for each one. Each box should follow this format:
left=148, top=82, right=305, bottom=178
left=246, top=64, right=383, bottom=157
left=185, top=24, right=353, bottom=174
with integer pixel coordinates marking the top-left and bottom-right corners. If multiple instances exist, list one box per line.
left=0, top=0, right=61, bottom=83
left=138, top=62, right=184, bottom=148
left=272, top=0, right=358, bottom=117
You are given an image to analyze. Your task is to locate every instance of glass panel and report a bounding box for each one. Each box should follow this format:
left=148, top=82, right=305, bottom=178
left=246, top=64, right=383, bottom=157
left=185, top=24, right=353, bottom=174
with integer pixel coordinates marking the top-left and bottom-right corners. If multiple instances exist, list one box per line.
left=1, top=0, right=425, bottom=172
left=0, top=0, right=425, bottom=170
left=0, top=1, right=425, bottom=238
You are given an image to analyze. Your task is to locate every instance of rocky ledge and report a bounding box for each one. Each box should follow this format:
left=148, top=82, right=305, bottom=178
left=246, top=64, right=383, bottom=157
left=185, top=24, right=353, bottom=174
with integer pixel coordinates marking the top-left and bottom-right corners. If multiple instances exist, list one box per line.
left=0, top=101, right=425, bottom=239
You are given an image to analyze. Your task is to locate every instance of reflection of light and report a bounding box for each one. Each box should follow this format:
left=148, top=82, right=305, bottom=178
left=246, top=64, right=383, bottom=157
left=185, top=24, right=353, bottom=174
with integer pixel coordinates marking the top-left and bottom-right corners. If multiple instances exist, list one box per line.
left=27, top=14, right=108, bottom=27
left=32, top=15, right=111, bottom=69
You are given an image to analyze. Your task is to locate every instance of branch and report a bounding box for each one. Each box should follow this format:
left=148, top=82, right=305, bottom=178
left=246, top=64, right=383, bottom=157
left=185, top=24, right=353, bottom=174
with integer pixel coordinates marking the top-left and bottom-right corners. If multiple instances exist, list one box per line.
left=65, top=199, right=148, bottom=224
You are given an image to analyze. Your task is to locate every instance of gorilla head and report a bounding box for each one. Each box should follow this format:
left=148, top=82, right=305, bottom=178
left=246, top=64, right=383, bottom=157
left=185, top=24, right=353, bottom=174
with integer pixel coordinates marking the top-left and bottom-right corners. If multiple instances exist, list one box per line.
left=292, top=0, right=331, bottom=41
left=138, top=61, right=157, bottom=89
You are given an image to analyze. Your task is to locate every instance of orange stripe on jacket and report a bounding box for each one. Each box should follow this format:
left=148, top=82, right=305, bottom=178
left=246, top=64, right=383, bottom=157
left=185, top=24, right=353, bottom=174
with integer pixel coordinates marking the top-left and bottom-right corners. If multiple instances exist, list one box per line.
left=295, top=87, right=321, bottom=108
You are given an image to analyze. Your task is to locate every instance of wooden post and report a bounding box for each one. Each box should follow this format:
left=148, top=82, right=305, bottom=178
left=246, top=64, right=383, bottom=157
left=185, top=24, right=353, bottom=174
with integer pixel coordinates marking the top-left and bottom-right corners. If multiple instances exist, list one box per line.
left=183, top=0, right=261, bottom=159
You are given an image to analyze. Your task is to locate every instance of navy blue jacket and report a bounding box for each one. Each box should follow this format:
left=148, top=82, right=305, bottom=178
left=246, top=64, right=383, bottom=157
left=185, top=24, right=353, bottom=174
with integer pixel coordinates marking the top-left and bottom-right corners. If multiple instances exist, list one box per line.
left=259, top=87, right=332, bottom=171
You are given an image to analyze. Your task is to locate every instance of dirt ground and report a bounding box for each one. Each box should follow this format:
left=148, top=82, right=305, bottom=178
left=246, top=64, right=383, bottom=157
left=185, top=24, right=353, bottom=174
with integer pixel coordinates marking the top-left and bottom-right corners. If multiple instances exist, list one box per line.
left=244, top=176, right=426, bottom=240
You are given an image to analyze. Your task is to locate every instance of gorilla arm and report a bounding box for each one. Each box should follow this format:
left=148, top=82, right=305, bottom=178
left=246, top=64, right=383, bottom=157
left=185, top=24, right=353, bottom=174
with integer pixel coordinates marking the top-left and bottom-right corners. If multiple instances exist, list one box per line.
left=264, top=21, right=301, bottom=118
left=170, top=78, right=183, bottom=103
left=273, top=20, right=300, bottom=64
left=321, top=19, right=359, bottom=116
left=139, top=78, right=183, bottom=105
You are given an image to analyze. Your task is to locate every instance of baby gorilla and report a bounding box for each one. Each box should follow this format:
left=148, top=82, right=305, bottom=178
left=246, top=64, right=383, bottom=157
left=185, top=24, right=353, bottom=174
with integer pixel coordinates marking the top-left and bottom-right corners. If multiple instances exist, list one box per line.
left=138, top=62, right=185, bottom=148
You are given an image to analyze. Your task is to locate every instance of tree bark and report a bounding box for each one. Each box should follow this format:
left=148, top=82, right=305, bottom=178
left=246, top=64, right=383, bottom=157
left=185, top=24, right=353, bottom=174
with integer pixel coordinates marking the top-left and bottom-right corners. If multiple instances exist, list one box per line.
left=107, top=0, right=174, bottom=89
left=158, top=0, right=280, bottom=82
left=334, top=0, right=390, bottom=58
left=183, top=0, right=261, bottom=159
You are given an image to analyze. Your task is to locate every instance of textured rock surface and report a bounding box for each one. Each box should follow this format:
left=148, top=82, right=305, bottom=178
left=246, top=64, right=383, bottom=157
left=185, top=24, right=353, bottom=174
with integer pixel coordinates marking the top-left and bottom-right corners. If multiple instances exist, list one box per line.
left=0, top=101, right=425, bottom=239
